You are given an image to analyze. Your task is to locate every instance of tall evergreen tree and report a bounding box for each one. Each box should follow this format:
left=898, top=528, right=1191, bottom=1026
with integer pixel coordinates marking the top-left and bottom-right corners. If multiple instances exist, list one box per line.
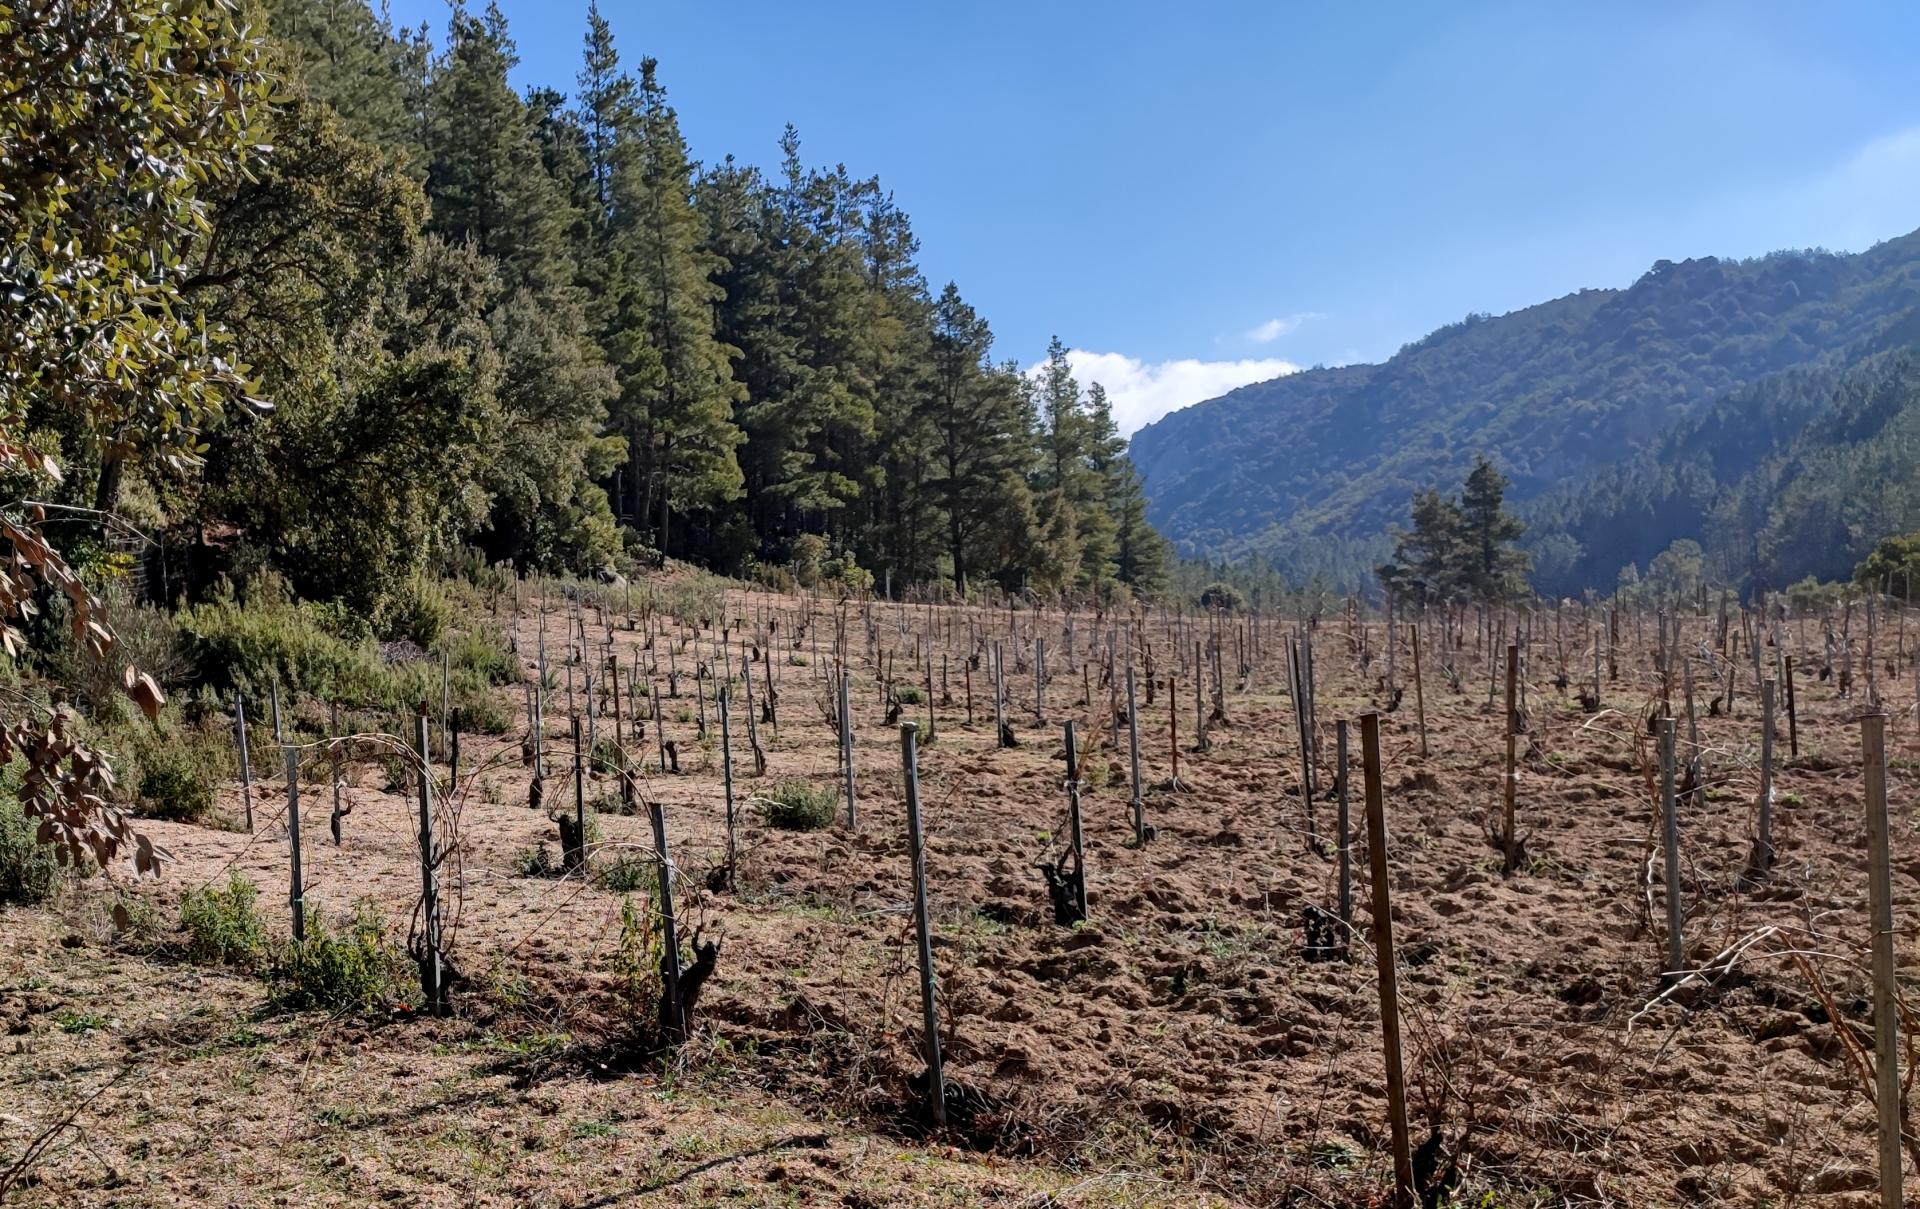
left=922, top=285, right=1030, bottom=592
left=1458, top=456, right=1531, bottom=600
left=608, top=58, right=743, bottom=554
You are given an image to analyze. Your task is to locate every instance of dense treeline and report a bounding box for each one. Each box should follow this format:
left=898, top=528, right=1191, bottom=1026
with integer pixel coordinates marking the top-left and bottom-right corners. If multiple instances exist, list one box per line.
left=33, top=0, right=1168, bottom=626
left=1131, top=233, right=1920, bottom=595
left=1526, top=342, right=1920, bottom=598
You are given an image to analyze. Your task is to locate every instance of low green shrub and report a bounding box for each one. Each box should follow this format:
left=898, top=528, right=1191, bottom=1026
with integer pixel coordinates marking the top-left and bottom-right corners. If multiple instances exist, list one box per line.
left=177, top=594, right=389, bottom=703
left=130, top=724, right=228, bottom=823
left=272, top=902, right=405, bottom=1012
left=440, top=627, right=519, bottom=686
left=599, top=854, right=653, bottom=894
left=0, top=794, right=62, bottom=906
left=110, top=892, right=167, bottom=951
left=449, top=689, right=511, bottom=736
left=135, top=746, right=214, bottom=822
left=588, top=789, right=631, bottom=816
left=514, top=844, right=557, bottom=878
left=180, top=872, right=267, bottom=967
left=757, top=778, right=837, bottom=832
left=377, top=573, right=451, bottom=649
left=894, top=686, right=923, bottom=705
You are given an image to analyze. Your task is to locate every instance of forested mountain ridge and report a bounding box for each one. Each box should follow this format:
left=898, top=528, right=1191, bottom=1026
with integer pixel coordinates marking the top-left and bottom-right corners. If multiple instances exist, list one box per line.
left=1130, top=230, right=1920, bottom=591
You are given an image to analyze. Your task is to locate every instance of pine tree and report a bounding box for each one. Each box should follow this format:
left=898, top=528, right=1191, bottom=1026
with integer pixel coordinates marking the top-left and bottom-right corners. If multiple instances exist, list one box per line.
left=1459, top=456, right=1531, bottom=600
left=576, top=2, right=634, bottom=219
left=921, top=286, right=1031, bottom=592
left=608, top=58, right=743, bottom=554
left=260, top=0, right=426, bottom=166
left=425, top=3, right=578, bottom=295
left=1033, top=338, right=1117, bottom=592
left=1379, top=457, right=1529, bottom=604
left=421, top=3, right=617, bottom=573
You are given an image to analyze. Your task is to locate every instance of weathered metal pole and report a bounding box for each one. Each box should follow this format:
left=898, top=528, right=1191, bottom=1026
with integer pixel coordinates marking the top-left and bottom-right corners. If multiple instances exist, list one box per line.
left=235, top=693, right=254, bottom=833
left=284, top=746, right=304, bottom=943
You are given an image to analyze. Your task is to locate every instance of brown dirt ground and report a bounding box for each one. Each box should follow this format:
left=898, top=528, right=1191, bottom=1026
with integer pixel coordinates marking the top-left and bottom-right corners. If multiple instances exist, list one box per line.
left=3, top=588, right=1918, bottom=1207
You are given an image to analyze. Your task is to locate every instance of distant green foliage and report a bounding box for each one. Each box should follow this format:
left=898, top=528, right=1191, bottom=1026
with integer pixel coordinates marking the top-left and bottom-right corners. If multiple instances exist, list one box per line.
left=1785, top=576, right=1848, bottom=611
left=758, top=779, right=837, bottom=832
left=1534, top=347, right=1920, bottom=595
left=1855, top=531, right=1920, bottom=599
left=1197, top=581, right=1246, bottom=612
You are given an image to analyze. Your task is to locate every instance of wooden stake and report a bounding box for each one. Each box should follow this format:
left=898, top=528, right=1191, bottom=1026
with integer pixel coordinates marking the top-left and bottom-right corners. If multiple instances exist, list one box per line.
left=1863, top=711, right=1904, bottom=1207
left=1658, top=718, right=1684, bottom=983
left=1360, top=712, right=1414, bottom=1207
left=1336, top=718, right=1352, bottom=935
left=1125, top=663, right=1145, bottom=845
left=839, top=669, right=857, bottom=829
left=1502, top=643, right=1520, bottom=874
left=648, top=784, right=686, bottom=1042
left=1750, top=679, right=1776, bottom=877
left=719, top=685, right=736, bottom=887
left=1410, top=622, right=1429, bottom=759
left=1784, top=654, right=1799, bottom=758
left=900, top=722, right=945, bottom=1127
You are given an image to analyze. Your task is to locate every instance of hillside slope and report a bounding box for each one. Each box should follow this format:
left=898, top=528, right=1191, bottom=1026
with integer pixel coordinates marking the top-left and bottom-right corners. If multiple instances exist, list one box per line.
left=1130, top=228, right=1920, bottom=589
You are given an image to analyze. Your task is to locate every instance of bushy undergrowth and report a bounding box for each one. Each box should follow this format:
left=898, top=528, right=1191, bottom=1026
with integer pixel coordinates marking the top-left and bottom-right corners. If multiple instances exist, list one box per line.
left=758, top=778, right=837, bottom=832
left=272, top=901, right=409, bottom=1012
left=128, top=719, right=230, bottom=822
left=175, top=583, right=516, bottom=733
left=180, top=872, right=267, bottom=966
left=0, top=793, right=63, bottom=906
left=376, top=573, right=451, bottom=649
left=177, top=592, right=393, bottom=703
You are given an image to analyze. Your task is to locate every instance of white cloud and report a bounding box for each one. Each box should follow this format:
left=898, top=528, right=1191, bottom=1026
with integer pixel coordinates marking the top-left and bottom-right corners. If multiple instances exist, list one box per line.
left=1244, top=312, right=1321, bottom=344
left=1037, top=349, right=1300, bottom=437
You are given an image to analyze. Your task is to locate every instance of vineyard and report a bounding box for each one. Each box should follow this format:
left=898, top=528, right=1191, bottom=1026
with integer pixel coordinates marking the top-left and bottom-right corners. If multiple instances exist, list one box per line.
left=2, top=575, right=1917, bottom=1208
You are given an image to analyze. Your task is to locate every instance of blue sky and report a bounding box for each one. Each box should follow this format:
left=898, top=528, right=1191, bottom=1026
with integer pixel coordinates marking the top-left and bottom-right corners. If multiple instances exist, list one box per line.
left=387, top=0, right=1920, bottom=433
